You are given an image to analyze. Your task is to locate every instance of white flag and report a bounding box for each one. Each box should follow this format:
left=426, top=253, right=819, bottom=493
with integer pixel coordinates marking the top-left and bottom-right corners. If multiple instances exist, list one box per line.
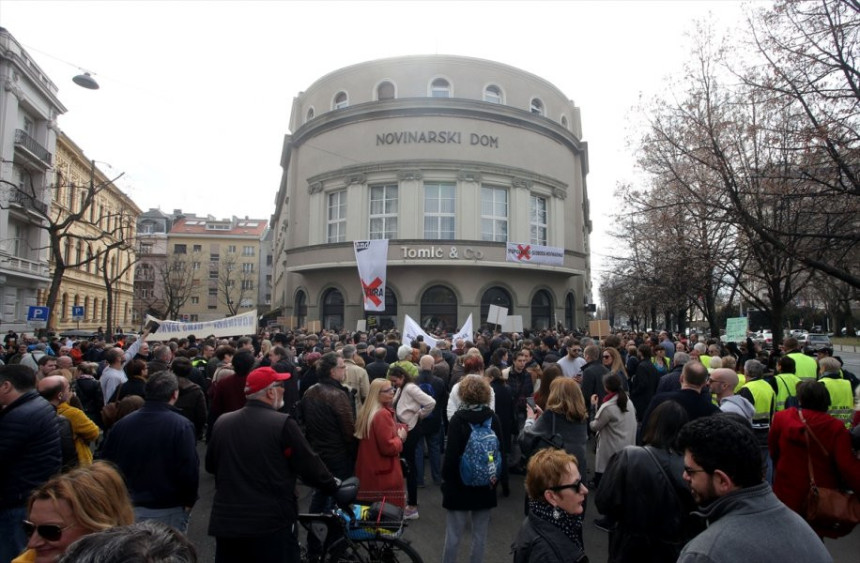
left=354, top=240, right=389, bottom=312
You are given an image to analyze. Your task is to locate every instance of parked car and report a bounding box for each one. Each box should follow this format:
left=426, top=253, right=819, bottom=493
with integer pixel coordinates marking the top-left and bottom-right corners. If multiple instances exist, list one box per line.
left=803, top=334, right=832, bottom=354
left=754, top=330, right=774, bottom=349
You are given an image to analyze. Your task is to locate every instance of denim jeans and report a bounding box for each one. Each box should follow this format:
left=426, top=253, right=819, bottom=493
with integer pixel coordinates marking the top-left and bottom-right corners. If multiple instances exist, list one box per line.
left=134, top=506, right=190, bottom=534
left=0, top=506, right=27, bottom=563
left=442, top=509, right=491, bottom=563
left=415, top=425, right=442, bottom=485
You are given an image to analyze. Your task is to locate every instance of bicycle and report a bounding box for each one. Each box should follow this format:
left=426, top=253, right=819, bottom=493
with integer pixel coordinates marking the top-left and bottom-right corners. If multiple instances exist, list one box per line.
left=298, top=478, right=423, bottom=563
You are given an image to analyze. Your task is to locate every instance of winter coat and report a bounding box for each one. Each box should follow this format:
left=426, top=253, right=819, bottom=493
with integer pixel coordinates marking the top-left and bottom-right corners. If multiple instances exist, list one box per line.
left=441, top=406, right=501, bottom=512
left=522, top=410, right=588, bottom=479
left=769, top=406, right=860, bottom=538
left=595, top=445, right=702, bottom=562
left=355, top=407, right=404, bottom=506
left=174, top=377, right=207, bottom=440
left=393, top=382, right=435, bottom=431
left=589, top=394, right=636, bottom=473
left=630, top=361, right=659, bottom=422
left=56, top=402, right=100, bottom=466
left=511, top=512, right=588, bottom=563
left=301, top=377, right=358, bottom=472
left=0, top=391, right=62, bottom=509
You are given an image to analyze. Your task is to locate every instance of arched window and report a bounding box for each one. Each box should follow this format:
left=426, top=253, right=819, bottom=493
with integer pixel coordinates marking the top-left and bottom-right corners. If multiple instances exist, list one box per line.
left=430, top=78, right=451, bottom=98
left=561, top=115, right=569, bottom=128
left=61, top=293, right=68, bottom=321
left=321, top=288, right=344, bottom=330
left=366, top=287, right=398, bottom=331
left=306, top=107, right=315, bottom=122
left=83, top=296, right=90, bottom=319
left=101, top=300, right=106, bottom=322
left=565, top=292, right=576, bottom=330
left=531, top=290, right=553, bottom=330
left=294, top=290, right=307, bottom=328
left=377, top=81, right=396, bottom=100
left=530, top=98, right=544, bottom=116
left=483, top=85, right=503, bottom=104
left=420, top=285, right=457, bottom=333
left=481, top=287, right=513, bottom=327
left=92, top=297, right=99, bottom=322
left=333, top=91, right=348, bottom=110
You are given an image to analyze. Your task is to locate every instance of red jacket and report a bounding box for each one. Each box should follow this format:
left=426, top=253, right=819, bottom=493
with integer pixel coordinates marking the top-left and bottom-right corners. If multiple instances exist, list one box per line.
left=355, top=407, right=404, bottom=506
left=769, top=407, right=860, bottom=537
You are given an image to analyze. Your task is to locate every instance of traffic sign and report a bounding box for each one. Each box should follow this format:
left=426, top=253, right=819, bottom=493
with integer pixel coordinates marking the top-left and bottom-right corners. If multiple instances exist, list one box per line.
left=27, top=306, right=50, bottom=328
left=72, top=306, right=85, bottom=321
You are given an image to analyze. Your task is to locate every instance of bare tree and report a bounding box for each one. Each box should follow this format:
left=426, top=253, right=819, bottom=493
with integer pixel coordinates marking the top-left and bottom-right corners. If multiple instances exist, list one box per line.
left=97, top=229, right=138, bottom=338
left=159, top=255, right=199, bottom=320
left=1, top=161, right=127, bottom=331
left=217, top=253, right=254, bottom=317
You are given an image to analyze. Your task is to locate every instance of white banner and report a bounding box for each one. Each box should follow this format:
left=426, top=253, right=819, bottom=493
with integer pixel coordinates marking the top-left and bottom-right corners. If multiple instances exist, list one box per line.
left=402, top=313, right=474, bottom=350
left=354, top=240, right=389, bottom=312
left=144, top=310, right=258, bottom=340
left=506, top=242, right=564, bottom=266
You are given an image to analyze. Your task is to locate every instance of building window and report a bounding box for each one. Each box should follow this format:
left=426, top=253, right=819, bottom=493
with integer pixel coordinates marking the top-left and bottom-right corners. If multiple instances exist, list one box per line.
left=241, top=280, right=254, bottom=290
left=377, top=81, right=396, bottom=100
left=430, top=78, right=451, bottom=98
left=481, top=186, right=508, bottom=242
left=322, top=288, right=344, bottom=330
left=369, top=184, right=398, bottom=239
left=306, top=107, right=315, bottom=122
left=424, top=182, right=455, bottom=240
left=561, top=115, right=569, bottom=128
left=227, top=245, right=237, bottom=254
left=333, top=91, right=349, bottom=110
left=481, top=287, right=513, bottom=324
left=530, top=195, right=548, bottom=246
left=483, top=85, right=503, bottom=104
left=530, top=98, right=545, bottom=116
left=531, top=290, right=553, bottom=330
left=420, top=285, right=457, bottom=334
left=191, top=296, right=199, bottom=304
left=193, top=244, right=202, bottom=253
left=242, top=263, right=254, bottom=273
left=208, top=288, right=217, bottom=296
left=192, top=261, right=201, bottom=270
left=295, top=290, right=307, bottom=328
left=242, top=246, right=254, bottom=256
left=565, top=292, right=576, bottom=330
left=174, top=244, right=187, bottom=254
left=209, top=269, right=219, bottom=279
left=327, top=191, right=346, bottom=243
left=190, top=314, right=199, bottom=322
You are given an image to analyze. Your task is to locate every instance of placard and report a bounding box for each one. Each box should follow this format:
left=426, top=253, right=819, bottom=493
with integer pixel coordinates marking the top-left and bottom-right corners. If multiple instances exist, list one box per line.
left=725, top=317, right=749, bottom=342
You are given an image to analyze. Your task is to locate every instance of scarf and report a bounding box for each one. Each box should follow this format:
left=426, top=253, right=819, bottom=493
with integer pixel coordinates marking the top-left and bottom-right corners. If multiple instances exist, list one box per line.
left=602, top=391, right=617, bottom=404
left=528, top=499, right=584, bottom=550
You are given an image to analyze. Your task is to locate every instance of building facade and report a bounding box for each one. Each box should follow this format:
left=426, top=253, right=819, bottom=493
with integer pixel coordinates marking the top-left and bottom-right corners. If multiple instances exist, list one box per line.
left=0, top=27, right=66, bottom=332
left=271, top=55, right=592, bottom=332
left=132, top=208, right=177, bottom=327
left=167, top=215, right=267, bottom=322
left=47, top=132, right=140, bottom=332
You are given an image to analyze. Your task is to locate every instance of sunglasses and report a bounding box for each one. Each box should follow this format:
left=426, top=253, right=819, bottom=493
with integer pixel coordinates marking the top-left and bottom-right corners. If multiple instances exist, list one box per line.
left=547, top=478, right=583, bottom=493
left=22, top=520, right=74, bottom=542
left=602, top=355, right=611, bottom=359
left=380, top=387, right=396, bottom=394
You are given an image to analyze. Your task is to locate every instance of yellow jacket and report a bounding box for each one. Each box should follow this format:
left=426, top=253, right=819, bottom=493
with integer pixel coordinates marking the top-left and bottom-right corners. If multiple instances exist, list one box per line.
left=57, top=402, right=100, bottom=466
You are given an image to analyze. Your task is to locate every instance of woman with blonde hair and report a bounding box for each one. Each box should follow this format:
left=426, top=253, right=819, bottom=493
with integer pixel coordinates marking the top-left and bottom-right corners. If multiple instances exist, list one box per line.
left=353, top=378, right=407, bottom=506
left=522, top=378, right=589, bottom=487
left=603, top=347, right=628, bottom=382
left=14, top=461, right=134, bottom=563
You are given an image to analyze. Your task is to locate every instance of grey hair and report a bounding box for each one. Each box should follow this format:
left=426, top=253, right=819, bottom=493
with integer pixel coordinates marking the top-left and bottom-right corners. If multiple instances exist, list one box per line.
left=398, top=344, right=412, bottom=360
left=744, top=359, right=764, bottom=379
left=693, top=342, right=707, bottom=354
left=673, top=352, right=690, bottom=366
left=59, top=520, right=197, bottom=562
left=342, top=344, right=356, bottom=359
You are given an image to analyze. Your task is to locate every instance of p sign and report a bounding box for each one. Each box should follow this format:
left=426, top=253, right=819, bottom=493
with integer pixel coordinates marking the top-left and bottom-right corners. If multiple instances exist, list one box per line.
left=27, top=306, right=50, bottom=328
left=72, top=306, right=85, bottom=321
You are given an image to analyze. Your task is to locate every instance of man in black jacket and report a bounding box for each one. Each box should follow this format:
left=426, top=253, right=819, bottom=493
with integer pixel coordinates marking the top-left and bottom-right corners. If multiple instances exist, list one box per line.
left=580, top=345, right=609, bottom=405
left=0, top=364, right=61, bottom=561
left=100, top=371, right=199, bottom=533
left=365, top=347, right=390, bottom=382
left=207, top=366, right=338, bottom=562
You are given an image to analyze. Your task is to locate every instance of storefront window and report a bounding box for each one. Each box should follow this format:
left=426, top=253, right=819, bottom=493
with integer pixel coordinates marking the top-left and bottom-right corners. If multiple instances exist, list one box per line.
left=322, top=288, right=343, bottom=330
left=531, top=289, right=553, bottom=330
left=420, top=285, right=457, bottom=335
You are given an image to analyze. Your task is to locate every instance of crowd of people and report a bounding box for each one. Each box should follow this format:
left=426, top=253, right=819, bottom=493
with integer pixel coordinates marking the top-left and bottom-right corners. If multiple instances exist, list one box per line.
left=1, top=325, right=859, bottom=562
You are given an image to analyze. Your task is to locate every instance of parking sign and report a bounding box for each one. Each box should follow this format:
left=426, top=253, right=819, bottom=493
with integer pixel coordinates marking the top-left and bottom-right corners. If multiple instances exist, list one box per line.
left=72, top=306, right=85, bottom=321
left=27, top=306, right=50, bottom=328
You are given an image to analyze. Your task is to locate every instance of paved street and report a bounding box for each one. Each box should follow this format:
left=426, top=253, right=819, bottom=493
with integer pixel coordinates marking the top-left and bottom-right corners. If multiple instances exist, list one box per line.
left=188, top=440, right=859, bottom=562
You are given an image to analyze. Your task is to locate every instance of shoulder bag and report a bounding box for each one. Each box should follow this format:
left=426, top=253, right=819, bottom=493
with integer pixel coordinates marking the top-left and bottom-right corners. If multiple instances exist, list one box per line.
left=797, top=408, right=859, bottom=536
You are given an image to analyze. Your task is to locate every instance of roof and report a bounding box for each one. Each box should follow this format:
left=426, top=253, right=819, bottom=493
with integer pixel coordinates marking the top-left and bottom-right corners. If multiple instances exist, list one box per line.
left=169, top=216, right=268, bottom=237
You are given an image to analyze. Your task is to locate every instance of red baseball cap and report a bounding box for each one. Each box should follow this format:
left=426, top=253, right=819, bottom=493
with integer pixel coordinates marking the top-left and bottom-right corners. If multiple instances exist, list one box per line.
left=244, top=366, right=290, bottom=395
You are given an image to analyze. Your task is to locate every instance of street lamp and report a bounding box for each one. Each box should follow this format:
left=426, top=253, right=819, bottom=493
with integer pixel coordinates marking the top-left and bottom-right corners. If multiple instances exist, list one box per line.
left=72, top=71, right=99, bottom=90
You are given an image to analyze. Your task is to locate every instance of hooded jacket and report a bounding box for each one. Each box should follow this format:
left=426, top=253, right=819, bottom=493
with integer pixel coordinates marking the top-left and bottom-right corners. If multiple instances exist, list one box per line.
left=718, top=395, right=755, bottom=422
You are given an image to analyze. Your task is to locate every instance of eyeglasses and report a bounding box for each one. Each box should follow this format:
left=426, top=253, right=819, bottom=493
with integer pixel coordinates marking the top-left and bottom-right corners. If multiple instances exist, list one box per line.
left=547, top=479, right=583, bottom=493
left=22, top=520, right=74, bottom=542
left=380, top=387, right=396, bottom=394
left=684, top=466, right=707, bottom=476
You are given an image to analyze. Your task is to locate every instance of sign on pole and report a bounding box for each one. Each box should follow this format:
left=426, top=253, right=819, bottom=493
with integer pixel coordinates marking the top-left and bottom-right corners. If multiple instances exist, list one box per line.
left=725, top=317, right=749, bottom=343
left=27, top=306, right=50, bottom=329
left=72, top=306, right=85, bottom=321
left=589, top=319, right=611, bottom=340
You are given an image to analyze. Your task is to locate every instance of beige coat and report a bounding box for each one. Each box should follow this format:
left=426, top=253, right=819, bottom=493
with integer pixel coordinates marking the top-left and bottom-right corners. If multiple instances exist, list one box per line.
left=590, top=393, right=637, bottom=472
left=343, top=359, right=370, bottom=413
left=394, top=382, right=436, bottom=431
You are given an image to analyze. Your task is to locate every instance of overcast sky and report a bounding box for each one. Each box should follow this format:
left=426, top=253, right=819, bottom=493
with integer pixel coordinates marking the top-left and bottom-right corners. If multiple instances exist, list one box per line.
left=2, top=0, right=750, bottom=290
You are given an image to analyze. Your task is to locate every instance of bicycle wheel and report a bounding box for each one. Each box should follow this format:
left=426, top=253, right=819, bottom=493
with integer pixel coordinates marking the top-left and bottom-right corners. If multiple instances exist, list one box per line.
left=325, top=536, right=423, bottom=563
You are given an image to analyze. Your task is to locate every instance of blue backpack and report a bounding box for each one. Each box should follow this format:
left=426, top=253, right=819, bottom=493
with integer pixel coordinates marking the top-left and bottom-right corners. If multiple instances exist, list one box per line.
left=459, top=417, right=501, bottom=487
left=418, top=381, right=437, bottom=420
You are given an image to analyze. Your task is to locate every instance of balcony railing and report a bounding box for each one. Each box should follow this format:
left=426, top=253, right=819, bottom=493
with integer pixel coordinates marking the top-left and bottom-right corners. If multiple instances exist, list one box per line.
left=8, top=189, right=48, bottom=215
left=1, top=255, right=50, bottom=277
left=15, top=129, right=52, bottom=165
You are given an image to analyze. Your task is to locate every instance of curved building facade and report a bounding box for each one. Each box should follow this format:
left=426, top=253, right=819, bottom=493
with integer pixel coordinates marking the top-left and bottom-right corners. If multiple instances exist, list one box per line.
left=271, top=55, right=592, bottom=332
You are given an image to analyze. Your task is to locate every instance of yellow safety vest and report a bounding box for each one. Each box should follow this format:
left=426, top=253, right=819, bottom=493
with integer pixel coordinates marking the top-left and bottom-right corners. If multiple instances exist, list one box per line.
left=733, top=374, right=747, bottom=395
left=787, top=352, right=818, bottom=380
left=773, top=373, right=800, bottom=412
left=819, top=375, right=853, bottom=428
left=743, top=379, right=775, bottom=425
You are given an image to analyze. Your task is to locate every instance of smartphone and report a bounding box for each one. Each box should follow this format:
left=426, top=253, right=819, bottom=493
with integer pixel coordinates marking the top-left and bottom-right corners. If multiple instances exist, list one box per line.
left=526, top=397, right=536, bottom=410
left=144, top=320, right=160, bottom=334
